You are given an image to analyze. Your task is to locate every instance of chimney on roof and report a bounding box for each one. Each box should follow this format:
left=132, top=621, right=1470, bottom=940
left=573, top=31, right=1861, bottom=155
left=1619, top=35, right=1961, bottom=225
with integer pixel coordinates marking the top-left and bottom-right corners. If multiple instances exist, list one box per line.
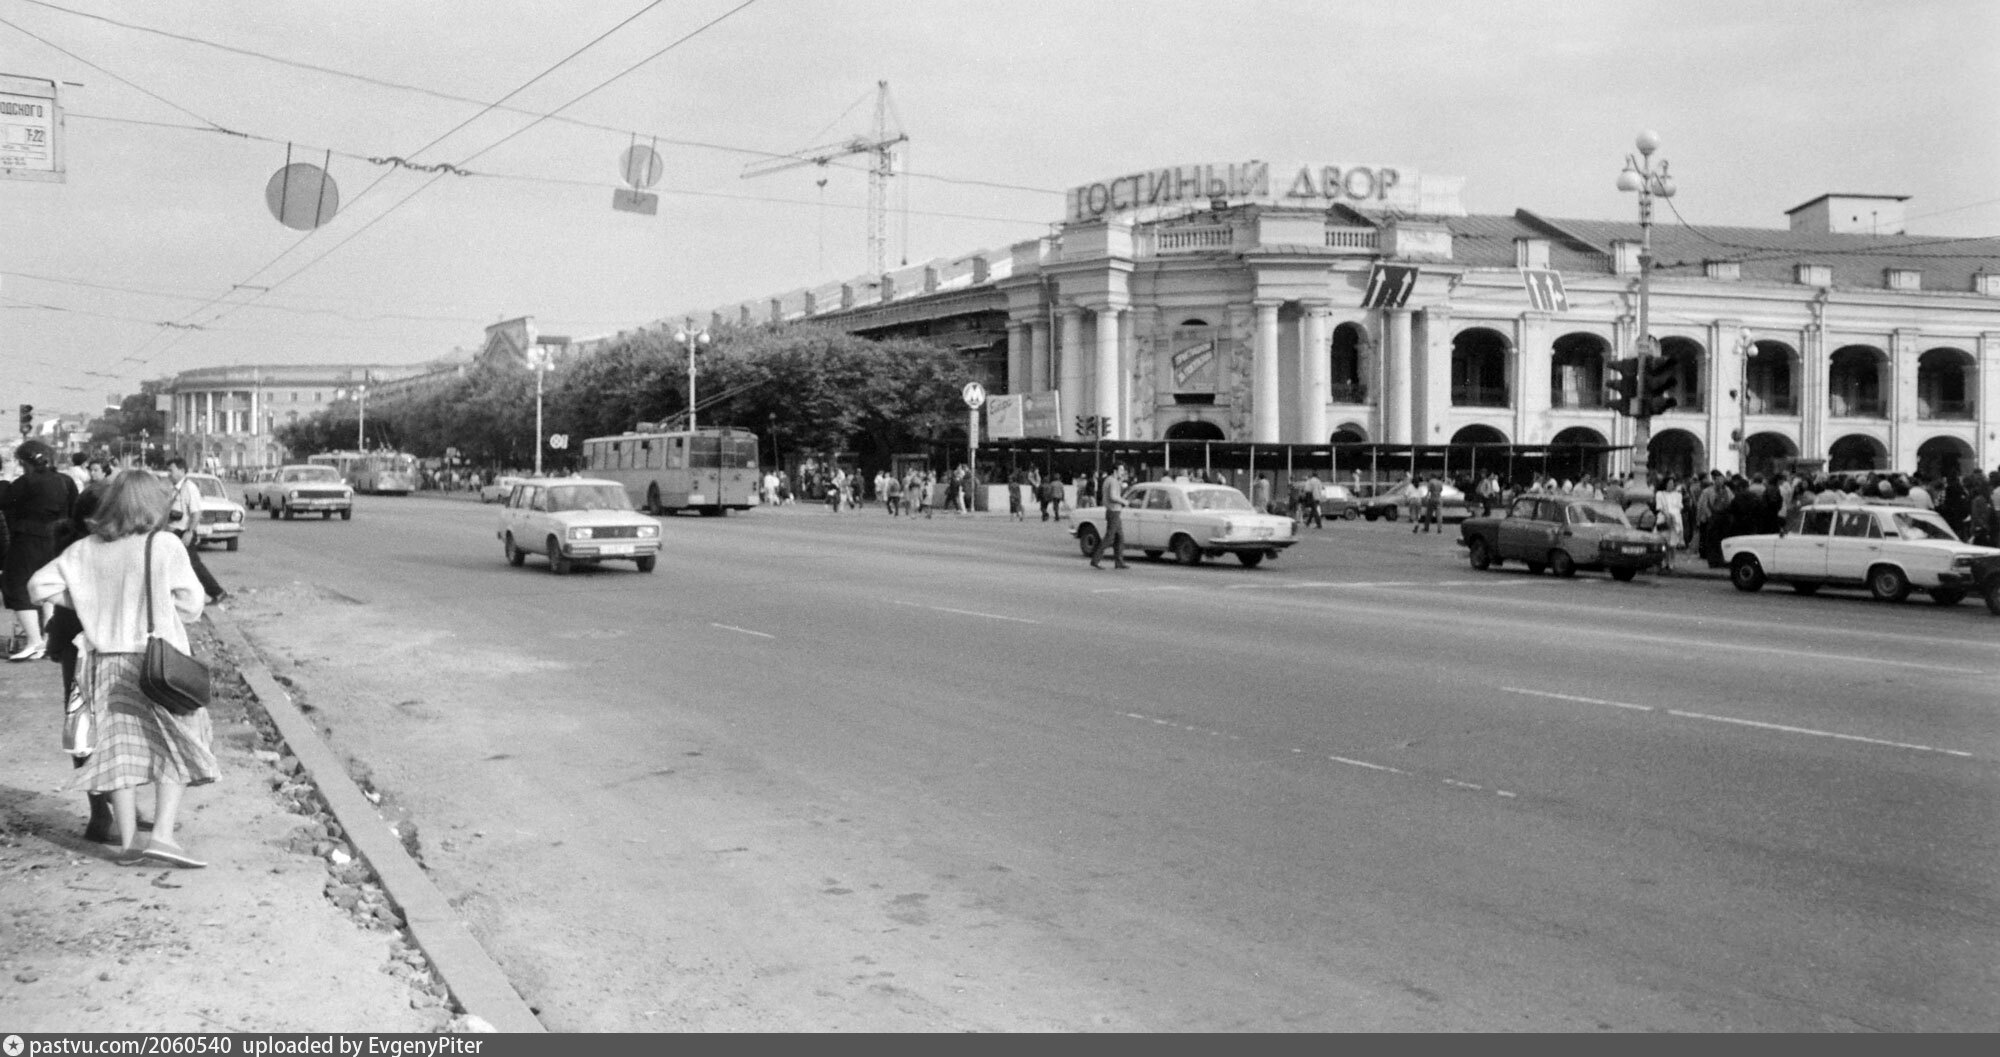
left=1785, top=194, right=1909, bottom=235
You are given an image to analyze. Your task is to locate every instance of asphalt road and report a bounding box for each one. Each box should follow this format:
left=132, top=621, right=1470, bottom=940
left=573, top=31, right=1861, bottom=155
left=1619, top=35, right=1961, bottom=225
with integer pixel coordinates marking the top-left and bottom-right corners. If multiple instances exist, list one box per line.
left=206, top=491, right=1999, bottom=1031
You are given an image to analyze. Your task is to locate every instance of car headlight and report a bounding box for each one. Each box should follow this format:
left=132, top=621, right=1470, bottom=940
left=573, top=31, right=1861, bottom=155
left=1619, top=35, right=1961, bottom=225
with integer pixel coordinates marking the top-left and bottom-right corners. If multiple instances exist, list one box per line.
left=1952, top=555, right=1973, bottom=568
left=636, top=525, right=658, bottom=538
left=569, top=526, right=595, bottom=540
left=230, top=511, right=243, bottom=523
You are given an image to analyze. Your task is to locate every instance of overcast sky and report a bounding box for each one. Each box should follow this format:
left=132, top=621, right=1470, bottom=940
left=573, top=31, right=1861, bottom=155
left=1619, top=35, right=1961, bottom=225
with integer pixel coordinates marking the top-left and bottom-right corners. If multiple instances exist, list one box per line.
left=4, top=0, right=1996, bottom=419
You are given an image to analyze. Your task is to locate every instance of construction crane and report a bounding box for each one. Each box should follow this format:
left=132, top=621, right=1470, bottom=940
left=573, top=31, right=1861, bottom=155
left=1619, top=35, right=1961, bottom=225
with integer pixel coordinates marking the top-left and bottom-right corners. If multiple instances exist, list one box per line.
left=742, top=81, right=907, bottom=276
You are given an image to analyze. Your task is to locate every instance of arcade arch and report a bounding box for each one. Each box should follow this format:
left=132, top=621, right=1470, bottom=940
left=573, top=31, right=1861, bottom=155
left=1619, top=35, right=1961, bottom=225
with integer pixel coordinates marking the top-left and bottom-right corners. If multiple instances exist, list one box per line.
left=1451, top=328, right=1511, bottom=408
left=1742, top=432, right=1798, bottom=481
left=1827, top=433, right=1888, bottom=472
left=1164, top=419, right=1226, bottom=441
left=1917, top=347, right=1976, bottom=421
left=1657, top=336, right=1706, bottom=412
left=1550, top=332, right=1610, bottom=409
left=1829, top=345, right=1887, bottom=418
left=1648, top=427, right=1706, bottom=481
left=1916, top=434, right=1975, bottom=480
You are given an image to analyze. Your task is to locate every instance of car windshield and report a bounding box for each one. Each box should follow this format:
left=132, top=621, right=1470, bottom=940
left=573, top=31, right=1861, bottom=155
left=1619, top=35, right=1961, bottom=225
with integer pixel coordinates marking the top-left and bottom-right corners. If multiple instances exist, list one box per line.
left=1185, top=488, right=1253, bottom=512
left=546, top=484, right=633, bottom=512
left=283, top=467, right=343, bottom=483
left=1889, top=511, right=1961, bottom=542
left=193, top=478, right=227, bottom=498
left=1565, top=500, right=1632, bottom=527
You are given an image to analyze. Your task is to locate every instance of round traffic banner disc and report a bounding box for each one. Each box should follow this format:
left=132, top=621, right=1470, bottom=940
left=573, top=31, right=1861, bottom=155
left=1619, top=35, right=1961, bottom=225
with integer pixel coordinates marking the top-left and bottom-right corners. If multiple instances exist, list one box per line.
left=620, top=145, right=663, bottom=189
left=265, top=163, right=340, bottom=231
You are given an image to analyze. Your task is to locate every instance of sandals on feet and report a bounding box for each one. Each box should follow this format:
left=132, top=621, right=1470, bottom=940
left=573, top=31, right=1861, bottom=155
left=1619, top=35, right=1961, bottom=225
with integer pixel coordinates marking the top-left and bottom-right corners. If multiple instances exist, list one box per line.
left=140, top=838, right=207, bottom=869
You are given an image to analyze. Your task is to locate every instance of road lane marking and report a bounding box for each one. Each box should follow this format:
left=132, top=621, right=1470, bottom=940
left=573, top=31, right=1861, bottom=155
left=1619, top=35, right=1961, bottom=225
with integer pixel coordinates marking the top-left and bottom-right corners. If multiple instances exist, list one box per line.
left=710, top=623, right=774, bottom=639
left=1500, top=687, right=1974, bottom=759
left=1125, top=712, right=1518, bottom=798
left=891, top=600, right=1040, bottom=624
left=1088, top=585, right=1189, bottom=595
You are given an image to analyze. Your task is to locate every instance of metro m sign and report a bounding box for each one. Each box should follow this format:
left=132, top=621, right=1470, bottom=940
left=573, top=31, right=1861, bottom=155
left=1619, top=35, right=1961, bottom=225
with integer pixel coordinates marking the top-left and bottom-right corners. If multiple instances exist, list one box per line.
left=1521, top=268, right=1569, bottom=312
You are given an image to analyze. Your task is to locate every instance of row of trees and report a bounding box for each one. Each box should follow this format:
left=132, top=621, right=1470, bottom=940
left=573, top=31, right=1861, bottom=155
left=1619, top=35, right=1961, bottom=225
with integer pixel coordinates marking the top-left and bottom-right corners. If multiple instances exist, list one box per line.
left=271, top=325, right=976, bottom=471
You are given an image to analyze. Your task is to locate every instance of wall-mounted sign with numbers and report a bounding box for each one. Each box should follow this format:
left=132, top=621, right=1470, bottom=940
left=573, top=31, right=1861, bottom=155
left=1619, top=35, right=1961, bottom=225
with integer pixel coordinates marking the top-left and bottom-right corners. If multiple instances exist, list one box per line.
left=0, top=74, right=62, bottom=183
left=1360, top=264, right=1419, bottom=309
left=1520, top=268, right=1570, bottom=313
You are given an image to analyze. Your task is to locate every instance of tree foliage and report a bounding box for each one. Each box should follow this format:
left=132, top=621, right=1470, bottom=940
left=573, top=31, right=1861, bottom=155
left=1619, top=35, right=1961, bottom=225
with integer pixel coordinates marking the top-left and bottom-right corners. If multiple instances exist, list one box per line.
left=269, top=324, right=972, bottom=471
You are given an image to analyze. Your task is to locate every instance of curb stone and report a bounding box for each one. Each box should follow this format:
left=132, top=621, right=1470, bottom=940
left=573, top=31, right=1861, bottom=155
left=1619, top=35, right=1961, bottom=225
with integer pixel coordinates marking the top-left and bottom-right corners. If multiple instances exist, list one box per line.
left=205, top=609, right=544, bottom=1033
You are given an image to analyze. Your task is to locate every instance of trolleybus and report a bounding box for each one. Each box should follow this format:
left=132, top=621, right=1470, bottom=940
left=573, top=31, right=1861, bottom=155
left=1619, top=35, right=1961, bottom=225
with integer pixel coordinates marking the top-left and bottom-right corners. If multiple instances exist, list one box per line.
left=308, top=450, right=418, bottom=495
left=581, top=425, right=759, bottom=515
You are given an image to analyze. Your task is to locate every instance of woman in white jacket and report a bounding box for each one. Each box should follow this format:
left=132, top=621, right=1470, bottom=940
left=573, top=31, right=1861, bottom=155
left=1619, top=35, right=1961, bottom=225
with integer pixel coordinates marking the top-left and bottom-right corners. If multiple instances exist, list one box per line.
left=30, top=470, right=215, bottom=868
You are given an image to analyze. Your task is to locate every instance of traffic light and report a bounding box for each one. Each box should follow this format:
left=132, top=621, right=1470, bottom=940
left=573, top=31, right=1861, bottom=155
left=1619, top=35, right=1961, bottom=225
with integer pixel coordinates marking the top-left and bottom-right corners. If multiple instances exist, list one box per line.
left=1639, top=356, right=1680, bottom=417
left=17, top=403, right=31, bottom=437
left=1604, top=358, right=1640, bottom=416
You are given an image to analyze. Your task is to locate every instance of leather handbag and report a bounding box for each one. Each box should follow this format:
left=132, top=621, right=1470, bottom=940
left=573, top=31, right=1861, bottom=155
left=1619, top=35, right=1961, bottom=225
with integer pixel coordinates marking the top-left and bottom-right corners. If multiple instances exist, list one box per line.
left=138, top=531, right=210, bottom=717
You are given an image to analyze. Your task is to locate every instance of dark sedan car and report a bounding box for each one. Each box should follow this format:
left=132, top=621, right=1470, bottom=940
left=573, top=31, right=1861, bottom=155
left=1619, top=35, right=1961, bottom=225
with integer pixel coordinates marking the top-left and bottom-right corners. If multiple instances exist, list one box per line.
left=1974, top=552, right=2000, bottom=616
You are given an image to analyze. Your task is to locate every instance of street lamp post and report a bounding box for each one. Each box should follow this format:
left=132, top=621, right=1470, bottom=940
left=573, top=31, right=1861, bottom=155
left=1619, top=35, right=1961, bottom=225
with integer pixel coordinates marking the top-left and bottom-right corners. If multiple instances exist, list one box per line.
left=1616, top=130, right=1676, bottom=480
left=355, top=384, right=367, bottom=452
left=1730, top=328, right=1758, bottom=472
left=531, top=353, right=549, bottom=476
left=675, top=328, right=711, bottom=431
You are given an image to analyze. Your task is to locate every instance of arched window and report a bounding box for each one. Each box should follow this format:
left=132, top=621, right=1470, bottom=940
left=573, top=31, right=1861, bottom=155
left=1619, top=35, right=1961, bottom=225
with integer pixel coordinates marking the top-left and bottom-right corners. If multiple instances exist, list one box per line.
left=1550, top=333, right=1609, bottom=409
left=1917, top=347, right=1975, bottom=420
left=1829, top=346, right=1886, bottom=418
left=1330, top=323, right=1367, bottom=403
left=1451, top=329, right=1511, bottom=408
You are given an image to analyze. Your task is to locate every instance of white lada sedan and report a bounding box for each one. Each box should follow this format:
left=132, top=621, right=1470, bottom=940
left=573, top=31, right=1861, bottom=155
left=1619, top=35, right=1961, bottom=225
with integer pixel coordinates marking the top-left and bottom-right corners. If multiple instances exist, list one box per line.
left=497, top=477, right=662, bottom=574
left=1723, top=503, right=2000, bottom=606
left=1071, top=480, right=1298, bottom=567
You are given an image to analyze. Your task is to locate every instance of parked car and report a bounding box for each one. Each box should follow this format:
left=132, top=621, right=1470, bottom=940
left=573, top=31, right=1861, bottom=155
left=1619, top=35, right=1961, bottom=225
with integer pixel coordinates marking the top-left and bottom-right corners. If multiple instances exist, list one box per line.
left=480, top=475, right=528, bottom=503
left=1315, top=483, right=1364, bottom=521
left=497, top=477, right=662, bottom=574
left=1458, top=494, right=1666, bottom=581
left=1722, top=504, right=2000, bottom=606
left=1358, top=480, right=1471, bottom=523
left=1070, top=481, right=1297, bottom=567
left=257, top=464, right=355, bottom=520
left=185, top=473, right=246, bottom=551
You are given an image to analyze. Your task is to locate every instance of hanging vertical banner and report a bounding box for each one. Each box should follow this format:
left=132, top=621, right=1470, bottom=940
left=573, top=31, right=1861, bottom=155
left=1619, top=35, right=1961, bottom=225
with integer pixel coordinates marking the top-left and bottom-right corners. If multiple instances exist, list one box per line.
left=1170, top=331, right=1219, bottom=393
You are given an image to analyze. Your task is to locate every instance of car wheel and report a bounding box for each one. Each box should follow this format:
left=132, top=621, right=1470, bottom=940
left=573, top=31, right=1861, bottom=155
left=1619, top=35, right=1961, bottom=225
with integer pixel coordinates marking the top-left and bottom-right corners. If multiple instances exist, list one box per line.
left=1930, top=588, right=1965, bottom=607
left=1609, top=566, right=1637, bottom=582
left=1792, top=582, right=1820, bottom=596
left=1143, top=549, right=1163, bottom=561
left=1172, top=535, right=1202, bottom=566
left=1383, top=507, right=1398, bottom=522
left=1342, top=507, right=1360, bottom=521
left=1468, top=538, right=1493, bottom=570
left=548, top=536, right=571, bottom=575
left=635, top=555, right=657, bottom=573
left=282, top=506, right=295, bottom=521
left=1868, top=565, right=1911, bottom=603
left=1730, top=555, right=1766, bottom=592
left=1985, top=580, right=2000, bottom=617
left=1237, top=551, right=1264, bottom=568
left=1550, top=550, right=1577, bottom=578
left=225, top=538, right=239, bottom=552
left=1075, top=524, right=1101, bottom=557
left=269, top=504, right=280, bottom=520
left=504, top=533, right=525, bottom=567
left=340, top=509, right=351, bottom=520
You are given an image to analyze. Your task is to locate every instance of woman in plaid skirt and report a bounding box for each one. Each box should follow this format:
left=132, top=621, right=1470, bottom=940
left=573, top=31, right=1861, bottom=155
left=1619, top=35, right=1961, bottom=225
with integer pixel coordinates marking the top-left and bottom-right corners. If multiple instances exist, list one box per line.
left=30, top=470, right=216, bottom=868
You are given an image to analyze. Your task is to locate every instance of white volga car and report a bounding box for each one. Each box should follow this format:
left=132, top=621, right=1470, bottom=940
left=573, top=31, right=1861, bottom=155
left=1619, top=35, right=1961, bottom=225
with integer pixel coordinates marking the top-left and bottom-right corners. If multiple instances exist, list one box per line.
left=1723, top=503, right=2000, bottom=605
left=186, top=473, right=247, bottom=551
left=1071, top=481, right=1298, bottom=567
left=497, top=477, right=662, bottom=574
left=253, top=464, right=355, bottom=520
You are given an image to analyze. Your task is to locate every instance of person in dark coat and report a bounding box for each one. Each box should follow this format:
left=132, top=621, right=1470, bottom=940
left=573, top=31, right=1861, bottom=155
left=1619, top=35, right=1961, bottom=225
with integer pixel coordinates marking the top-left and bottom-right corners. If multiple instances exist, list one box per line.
left=3, top=440, right=78, bottom=661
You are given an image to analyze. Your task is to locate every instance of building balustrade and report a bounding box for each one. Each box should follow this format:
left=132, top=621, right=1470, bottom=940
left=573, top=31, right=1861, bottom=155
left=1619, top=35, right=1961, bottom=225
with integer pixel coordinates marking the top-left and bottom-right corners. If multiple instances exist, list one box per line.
left=1828, top=395, right=1887, bottom=418
left=1329, top=381, right=1369, bottom=404
left=1917, top=397, right=1975, bottom=420
left=1153, top=226, right=1235, bottom=253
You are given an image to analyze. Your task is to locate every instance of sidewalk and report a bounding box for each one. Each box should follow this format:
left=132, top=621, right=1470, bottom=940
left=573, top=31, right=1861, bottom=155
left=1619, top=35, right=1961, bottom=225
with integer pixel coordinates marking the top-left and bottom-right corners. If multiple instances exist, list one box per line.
left=0, top=616, right=473, bottom=1033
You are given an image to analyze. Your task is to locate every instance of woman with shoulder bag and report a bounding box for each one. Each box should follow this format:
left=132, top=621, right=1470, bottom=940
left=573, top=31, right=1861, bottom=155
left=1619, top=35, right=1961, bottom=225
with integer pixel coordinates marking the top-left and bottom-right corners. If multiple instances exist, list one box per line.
left=29, top=470, right=216, bottom=868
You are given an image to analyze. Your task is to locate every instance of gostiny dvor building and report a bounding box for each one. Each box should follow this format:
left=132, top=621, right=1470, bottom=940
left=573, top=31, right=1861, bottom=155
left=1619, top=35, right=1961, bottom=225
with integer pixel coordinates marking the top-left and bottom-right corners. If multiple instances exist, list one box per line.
left=680, top=159, right=2000, bottom=484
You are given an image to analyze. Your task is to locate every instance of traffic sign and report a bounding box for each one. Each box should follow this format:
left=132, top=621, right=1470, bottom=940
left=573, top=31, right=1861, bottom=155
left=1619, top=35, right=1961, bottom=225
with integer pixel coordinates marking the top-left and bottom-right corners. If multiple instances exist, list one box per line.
left=961, top=382, right=986, bottom=409
left=548, top=433, right=568, bottom=450
left=1520, top=268, right=1569, bottom=312
left=611, top=188, right=658, bottom=215
left=1360, top=264, right=1418, bottom=309
left=619, top=144, right=663, bottom=189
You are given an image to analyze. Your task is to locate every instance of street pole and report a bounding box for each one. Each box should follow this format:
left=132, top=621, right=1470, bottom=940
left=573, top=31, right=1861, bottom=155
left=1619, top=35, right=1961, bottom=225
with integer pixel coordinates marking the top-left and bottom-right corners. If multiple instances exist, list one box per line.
left=676, top=328, right=710, bottom=431
left=356, top=385, right=367, bottom=452
left=1733, top=328, right=1756, bottom=473
left=1617, top=130, right=1675, bottom=481
left=533, top=359, right=545, bottom=477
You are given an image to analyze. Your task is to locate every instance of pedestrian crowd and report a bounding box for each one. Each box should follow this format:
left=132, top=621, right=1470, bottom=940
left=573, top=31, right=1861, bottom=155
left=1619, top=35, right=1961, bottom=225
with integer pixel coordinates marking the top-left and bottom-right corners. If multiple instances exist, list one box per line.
left=2, top=445, right=222, bottom=870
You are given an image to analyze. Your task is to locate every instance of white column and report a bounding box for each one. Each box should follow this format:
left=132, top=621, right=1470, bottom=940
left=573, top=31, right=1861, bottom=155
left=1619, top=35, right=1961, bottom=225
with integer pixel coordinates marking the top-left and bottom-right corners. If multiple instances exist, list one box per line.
left=1058, top=306, right=1084, bottom=439
left=1095, top=305, right=1122, bottom=439
left=1030, top=319, right=1052, bottom=393
left=1253, top=300, right=1281, bottom=443
left=1302, top=303, right=1331, bottom=444
left=1384, top=309, right=1413, bottom=444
